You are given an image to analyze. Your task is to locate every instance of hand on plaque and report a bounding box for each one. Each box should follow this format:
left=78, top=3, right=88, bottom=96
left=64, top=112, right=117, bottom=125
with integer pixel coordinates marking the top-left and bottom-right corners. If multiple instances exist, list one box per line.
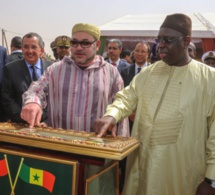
left=20, top=103, right=42, bottom=128
left=93, top=116, right=117, bottom=138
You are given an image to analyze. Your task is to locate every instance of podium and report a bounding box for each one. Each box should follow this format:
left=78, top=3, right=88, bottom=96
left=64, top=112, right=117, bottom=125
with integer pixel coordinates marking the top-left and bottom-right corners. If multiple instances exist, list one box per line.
left=0, top=123, right=139, bottom=195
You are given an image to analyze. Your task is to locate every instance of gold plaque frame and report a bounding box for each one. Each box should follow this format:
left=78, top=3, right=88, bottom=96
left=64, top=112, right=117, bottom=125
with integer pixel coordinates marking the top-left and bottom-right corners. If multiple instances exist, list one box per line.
left=0, top=123, right=139, bottom=160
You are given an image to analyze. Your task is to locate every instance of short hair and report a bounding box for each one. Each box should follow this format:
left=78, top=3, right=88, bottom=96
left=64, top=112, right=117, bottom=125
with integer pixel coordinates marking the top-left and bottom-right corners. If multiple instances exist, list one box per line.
left=22, top=32, right=44, bottom=48
left=11, top=36, right=22, bottom=49
left=120, top=49, right=131, bottom=58
left=108, top=39, right=122, bottom=49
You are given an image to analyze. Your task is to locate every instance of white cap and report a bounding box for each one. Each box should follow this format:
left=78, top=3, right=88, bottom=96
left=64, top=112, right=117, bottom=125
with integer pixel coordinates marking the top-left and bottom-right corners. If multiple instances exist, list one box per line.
left=201, top=51, right=215, bottom=62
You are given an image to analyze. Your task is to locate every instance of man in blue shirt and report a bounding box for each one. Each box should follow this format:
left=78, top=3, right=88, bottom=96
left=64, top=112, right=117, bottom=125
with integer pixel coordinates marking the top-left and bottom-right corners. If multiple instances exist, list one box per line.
left=1, top=32, right=52, bottom=122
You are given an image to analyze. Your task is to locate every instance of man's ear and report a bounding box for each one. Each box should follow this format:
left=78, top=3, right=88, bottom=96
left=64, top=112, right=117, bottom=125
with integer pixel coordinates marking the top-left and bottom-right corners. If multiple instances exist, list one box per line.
left=184, top=36, right=191, bottom=47
left=96, top=40, right=101, bottom=52
left=41, top=47, right=45, bottom=53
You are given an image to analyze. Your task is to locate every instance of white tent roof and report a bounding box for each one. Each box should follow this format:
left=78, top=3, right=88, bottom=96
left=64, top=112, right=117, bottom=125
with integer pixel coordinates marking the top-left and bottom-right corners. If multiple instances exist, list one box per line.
left=100, top=13, right=215, bottom=38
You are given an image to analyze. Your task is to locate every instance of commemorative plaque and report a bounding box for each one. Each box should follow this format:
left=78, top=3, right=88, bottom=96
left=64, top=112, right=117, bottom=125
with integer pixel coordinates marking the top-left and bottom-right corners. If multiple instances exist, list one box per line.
left=0, top=122, right=139, bottom=160
left=0, top=122, right=139, bottom=195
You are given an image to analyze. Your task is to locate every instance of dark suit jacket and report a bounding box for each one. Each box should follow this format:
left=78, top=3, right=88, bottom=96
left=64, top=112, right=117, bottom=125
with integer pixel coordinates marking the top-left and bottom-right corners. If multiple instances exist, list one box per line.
left=106, top=59, right=130, bottom=73
left=120, top=63, right=150, bottom=87
left=1, top=58, right=53, bottom=122
left=120, top=64, right=136, bottom=87
left=7, top=52, right=24, bottom=63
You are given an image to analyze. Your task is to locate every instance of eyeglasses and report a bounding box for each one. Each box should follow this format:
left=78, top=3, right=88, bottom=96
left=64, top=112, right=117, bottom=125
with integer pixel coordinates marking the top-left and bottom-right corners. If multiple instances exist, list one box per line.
left=156, top=36, right=183, bottom=44
left=70, top=39, right=97, bottom=48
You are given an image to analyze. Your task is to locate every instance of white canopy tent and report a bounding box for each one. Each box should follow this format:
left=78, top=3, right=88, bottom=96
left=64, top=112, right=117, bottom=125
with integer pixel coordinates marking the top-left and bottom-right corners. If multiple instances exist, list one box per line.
left=100, top=13, right=215, bottom=38
left=98, top=13, right=215, bottom=58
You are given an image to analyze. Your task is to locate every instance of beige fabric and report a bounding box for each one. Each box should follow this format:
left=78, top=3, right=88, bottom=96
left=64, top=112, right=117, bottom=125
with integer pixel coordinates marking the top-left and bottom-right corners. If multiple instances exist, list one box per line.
left=104, top=60, right=215, bottom=195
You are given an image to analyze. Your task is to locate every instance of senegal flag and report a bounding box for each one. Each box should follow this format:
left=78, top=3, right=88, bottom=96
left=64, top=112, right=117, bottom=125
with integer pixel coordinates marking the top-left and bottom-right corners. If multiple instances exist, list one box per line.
left=0, top=158, right=8, bottom=176
left=19, top=163, right=55, bottom=193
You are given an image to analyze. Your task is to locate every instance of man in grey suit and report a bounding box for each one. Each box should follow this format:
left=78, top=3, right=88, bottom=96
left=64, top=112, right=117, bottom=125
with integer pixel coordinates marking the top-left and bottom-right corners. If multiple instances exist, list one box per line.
left=106, top=39, right=130, bottom=72
left=1, top=32, right=53, bottom=123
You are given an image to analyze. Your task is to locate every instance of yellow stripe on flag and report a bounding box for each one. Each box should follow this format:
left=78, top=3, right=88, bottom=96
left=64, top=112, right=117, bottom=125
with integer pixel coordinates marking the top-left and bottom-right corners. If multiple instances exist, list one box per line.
left=30, top=168, right=43, bottom=186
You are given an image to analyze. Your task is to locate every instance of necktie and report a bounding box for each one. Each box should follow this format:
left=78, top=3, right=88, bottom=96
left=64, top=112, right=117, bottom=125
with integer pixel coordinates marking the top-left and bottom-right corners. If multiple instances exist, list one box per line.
left=137, top=67, right=141, bottom=74
left=111, top=62, right=116, bottom=66
left=31, top=66, right=38, bottom=81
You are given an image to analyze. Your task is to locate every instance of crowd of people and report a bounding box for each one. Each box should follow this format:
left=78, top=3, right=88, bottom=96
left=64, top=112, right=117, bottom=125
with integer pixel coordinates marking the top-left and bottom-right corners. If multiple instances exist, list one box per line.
left=0, top=13, right=215, bottom=195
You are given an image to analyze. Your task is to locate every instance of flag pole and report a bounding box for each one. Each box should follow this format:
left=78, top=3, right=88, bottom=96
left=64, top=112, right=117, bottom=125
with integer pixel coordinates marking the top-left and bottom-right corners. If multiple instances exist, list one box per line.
left=4, top=155, right=13, bottom=188
left=4, top=154, right=14, bottom=194
left=12, top=157, right=24, bottom=194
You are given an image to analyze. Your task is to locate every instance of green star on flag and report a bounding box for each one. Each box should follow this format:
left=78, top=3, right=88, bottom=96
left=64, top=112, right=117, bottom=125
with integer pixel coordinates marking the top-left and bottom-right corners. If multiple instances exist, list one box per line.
left=19, top=163, right=55, bottom=193
left=33, top=173, right=40, bottom=181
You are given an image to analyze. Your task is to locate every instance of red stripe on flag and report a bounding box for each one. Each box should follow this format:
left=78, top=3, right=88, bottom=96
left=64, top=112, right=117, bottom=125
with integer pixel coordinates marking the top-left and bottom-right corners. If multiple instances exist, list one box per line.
left=43, top=170, right=55, bottom=193
left=0, top=159, right=8, bottom=176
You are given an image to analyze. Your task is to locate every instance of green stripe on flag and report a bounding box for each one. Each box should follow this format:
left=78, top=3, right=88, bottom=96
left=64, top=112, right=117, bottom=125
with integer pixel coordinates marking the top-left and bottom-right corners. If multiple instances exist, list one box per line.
left=19, top=163, right=30, bottom=183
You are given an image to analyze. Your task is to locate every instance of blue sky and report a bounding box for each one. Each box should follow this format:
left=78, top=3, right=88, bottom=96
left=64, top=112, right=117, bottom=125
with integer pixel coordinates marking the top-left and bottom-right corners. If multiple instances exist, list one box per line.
left=0, top=0, right=214, bottom=57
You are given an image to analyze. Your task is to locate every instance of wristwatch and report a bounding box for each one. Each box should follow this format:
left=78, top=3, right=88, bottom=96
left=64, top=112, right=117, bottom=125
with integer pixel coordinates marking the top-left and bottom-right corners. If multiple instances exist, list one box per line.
left=205, top=177, right=215, bottom=188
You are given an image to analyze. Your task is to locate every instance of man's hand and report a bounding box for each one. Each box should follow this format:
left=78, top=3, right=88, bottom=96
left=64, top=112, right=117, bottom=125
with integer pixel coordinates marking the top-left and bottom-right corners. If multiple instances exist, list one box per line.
left=20, top=103, right=42, bottom=128
left=196, top=180, right=215, bottom=195
left=93, top=116, right=117, bottom=138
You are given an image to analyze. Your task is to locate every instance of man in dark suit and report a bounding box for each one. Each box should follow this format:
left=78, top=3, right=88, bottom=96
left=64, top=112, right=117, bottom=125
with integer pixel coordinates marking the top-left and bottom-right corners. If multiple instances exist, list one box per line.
left=0, top=45, right=7, bottom=121
left=1, top=32, right=52, bottom=123
left=106, top=39, right=130, bottom=72
left=7, top=36, right=23, bottom=63
left=120, top=41, right=150, bottom=87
